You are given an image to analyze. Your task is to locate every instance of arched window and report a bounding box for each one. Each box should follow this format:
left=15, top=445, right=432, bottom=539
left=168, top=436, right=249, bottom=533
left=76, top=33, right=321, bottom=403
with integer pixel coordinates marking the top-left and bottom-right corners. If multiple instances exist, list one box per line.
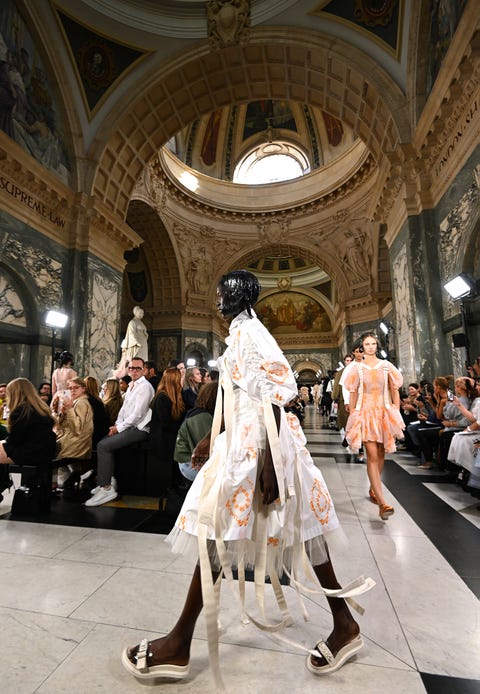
left=233, top=141, right=310, bottom=184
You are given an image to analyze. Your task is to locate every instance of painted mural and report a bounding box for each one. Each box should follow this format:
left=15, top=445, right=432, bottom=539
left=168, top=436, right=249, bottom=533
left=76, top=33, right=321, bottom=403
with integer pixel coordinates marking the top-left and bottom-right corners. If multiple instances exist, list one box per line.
left=0, top=0, right=71, bottom=184
left=426, top=0, right=467, bottom=95
left=256, top=292, right=331, bottom=334
left=243, top=101, right=296, bottom=140
left=56, top=10, right=146, bottom=115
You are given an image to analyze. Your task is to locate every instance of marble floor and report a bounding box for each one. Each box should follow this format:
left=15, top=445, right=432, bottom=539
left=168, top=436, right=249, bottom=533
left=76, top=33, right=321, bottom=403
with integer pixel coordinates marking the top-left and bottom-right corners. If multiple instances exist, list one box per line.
left=0, top=407, right=479, bottom=693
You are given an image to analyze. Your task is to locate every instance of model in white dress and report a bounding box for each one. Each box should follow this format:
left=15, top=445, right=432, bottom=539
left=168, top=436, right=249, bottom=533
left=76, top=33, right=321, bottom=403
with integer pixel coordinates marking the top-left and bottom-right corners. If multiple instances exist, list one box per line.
left=122, top=271, right=373, bottom=690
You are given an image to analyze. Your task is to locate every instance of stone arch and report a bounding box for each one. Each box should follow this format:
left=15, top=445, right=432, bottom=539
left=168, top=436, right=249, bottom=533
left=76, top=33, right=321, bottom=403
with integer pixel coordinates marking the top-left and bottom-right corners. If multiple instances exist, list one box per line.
left=125, top=200, right=182, bottom=323
left=93, top=28, right=408, bottom=218
left=204, top=241, right=348, bottom=312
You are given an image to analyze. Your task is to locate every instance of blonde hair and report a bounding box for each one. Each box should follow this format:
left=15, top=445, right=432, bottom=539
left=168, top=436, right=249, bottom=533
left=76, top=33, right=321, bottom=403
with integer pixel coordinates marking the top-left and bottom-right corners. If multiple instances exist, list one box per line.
left=6, top=377, right=52, bottom=429
left=84, top=376, right=101, bottom=400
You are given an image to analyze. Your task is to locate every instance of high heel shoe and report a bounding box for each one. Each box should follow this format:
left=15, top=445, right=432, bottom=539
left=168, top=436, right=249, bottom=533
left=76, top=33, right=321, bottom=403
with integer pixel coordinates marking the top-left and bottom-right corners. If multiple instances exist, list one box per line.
left=368, top=488, right=378, bottom=505
left=379, top=504, right=394, bottom=520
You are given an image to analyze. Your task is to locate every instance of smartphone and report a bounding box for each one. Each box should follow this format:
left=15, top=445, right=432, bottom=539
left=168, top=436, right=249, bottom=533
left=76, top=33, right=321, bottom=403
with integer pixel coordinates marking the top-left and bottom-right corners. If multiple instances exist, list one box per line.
left=447, top=389, right=454, bottom=401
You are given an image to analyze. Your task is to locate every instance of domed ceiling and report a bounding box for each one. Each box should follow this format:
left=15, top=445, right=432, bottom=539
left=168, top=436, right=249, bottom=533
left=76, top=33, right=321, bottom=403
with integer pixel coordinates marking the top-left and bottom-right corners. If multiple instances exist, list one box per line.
left=167, top=100, right=357, bottom=184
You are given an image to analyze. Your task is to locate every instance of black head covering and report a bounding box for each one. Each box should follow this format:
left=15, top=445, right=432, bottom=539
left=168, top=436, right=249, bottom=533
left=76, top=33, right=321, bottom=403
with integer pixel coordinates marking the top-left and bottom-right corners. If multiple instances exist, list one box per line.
left=217, top=270, right=260, bottom=318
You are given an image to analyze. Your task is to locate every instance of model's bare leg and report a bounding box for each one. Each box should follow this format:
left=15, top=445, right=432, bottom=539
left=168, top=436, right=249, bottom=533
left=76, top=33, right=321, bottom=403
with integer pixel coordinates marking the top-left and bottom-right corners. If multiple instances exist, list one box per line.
left=126, top=563, right=220, bottom=667
left=364, top=441, right=386, bottom=506
left=309, top=557, right=360, bottom=667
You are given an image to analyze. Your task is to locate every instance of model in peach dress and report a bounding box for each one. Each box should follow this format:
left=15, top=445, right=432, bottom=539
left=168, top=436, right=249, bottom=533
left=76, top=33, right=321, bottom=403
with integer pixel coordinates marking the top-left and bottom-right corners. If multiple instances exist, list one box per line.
left=344, top=333, right=404, bottom=520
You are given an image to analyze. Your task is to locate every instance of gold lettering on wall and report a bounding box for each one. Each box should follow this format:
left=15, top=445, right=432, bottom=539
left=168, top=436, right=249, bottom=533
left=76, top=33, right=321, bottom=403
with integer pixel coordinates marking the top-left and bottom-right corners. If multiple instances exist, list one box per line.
left=434, top=100, right=478, bottom=178
left=0, top=176, right=66, bottom=229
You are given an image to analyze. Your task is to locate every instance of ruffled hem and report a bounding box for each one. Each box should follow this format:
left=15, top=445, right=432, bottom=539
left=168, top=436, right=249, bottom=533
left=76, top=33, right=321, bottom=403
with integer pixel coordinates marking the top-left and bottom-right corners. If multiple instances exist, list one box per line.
left=346, top=406, right=405, bottom=453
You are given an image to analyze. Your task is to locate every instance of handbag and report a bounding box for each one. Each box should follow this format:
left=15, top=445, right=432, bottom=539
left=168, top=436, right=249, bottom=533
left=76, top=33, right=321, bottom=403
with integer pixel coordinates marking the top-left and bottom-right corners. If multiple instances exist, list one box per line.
left=11, top=467, right=51, bottom=515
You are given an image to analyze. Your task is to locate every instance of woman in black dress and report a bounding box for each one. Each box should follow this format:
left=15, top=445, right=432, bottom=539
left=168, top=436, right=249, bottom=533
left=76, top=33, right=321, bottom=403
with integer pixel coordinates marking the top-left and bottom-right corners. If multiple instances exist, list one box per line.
left=0, top=378, right=56, bottom=500
left=149, top=367, right=186, bottom=508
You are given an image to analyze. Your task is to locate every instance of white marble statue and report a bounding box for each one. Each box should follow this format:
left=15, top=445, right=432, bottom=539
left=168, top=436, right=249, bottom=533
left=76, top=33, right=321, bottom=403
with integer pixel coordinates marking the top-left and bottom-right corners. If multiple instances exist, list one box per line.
left=121, top=306, right=148, bottom=362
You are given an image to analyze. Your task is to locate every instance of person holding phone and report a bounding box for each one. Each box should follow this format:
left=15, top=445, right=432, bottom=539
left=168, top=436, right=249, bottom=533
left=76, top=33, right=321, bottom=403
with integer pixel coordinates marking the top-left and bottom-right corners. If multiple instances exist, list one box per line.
left=416, top=377, right=473, bottom=469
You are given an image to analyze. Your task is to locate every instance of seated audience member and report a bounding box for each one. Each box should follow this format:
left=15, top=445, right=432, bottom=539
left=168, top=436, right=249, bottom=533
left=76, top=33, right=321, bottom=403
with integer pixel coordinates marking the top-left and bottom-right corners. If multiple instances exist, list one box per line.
left=0, top=378, right=56, bottom=501
left=150, top=367, right=186, bottom=508
left=102, top=379, right=124, bottom=425
left=436, top=377, right=475, bottom=467
left=168, top=359, right=186, bottom=387
left=447, top=378, right=480, bottom=484
left=174, top=381, right=218, bottom=483
left=145, top=360, right=161, bottom=391
left=38, top=382, right=52, bottom=405
left=398, top=383, right=421, bottom=450
left=416, top=376, right=471, bottom=469
left=86, top=357, right=154, bottom=507
left=119, top=374, right=131, bottom=398
left=52, top=377, right=94, bottom=492
left=0, top=382, right=7, bottom=427
left=199, top=367, right=211, bottom=385
left=85, top=376, right=110, bottom=448
left=183, top=366, right=203, bottom=410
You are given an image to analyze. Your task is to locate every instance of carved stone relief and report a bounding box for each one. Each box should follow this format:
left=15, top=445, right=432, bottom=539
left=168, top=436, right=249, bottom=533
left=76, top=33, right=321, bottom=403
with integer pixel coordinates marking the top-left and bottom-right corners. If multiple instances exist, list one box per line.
left=439, top=168, right=480, bottom=321
left=174, top=223, right=244, bottom=300
left=0, top=270, right=26, bottom=326
left=207, top=0, right=250, bottom=49
left=88, top=270, right=121, bottom=381
left=3, top=235, right=62, bottom=308
left=392, top=245, right=415, bottom=382
left=156, top=336, right=179, bottom=367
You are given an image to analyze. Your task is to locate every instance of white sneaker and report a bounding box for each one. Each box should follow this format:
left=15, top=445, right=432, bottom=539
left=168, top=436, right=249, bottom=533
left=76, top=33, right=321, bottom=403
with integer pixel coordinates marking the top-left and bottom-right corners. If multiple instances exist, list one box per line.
left=85, top=487, right=118, bottom=507
left=90, top=477, right=117, bottom=495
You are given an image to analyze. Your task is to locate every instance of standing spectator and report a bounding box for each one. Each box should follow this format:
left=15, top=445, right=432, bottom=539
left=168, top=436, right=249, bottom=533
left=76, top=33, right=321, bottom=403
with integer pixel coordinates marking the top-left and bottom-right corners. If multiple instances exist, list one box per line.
left=86, top=357, right=154, bottom=507
left=149, top=367, right=186, bottom=508
left=344, top=332, right=404, bottom=519
left=183, top=366, right=202, bottom=410
left=51, top=351, right=77, bottom=396
left=332, top=354, right=353, bottom=436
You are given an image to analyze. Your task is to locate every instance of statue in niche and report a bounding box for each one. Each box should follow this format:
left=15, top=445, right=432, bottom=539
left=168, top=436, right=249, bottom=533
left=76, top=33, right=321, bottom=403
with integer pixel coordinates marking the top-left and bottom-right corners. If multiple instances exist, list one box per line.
left=121, top=306, right=148, bottom=362
left=340, top=227, right=373, bottom=282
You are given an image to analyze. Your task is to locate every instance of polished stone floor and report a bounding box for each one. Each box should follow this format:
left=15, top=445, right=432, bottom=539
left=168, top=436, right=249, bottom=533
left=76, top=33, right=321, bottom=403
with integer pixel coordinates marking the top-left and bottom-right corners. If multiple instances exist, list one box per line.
left=0, top=406, right=479, bottom=693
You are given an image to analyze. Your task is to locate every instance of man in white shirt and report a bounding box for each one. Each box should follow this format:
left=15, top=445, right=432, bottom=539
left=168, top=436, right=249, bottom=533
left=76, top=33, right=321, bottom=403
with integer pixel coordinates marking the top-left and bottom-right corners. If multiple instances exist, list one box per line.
left=86, top=357, right=154, bottom=506
left=339, top=341, right=365, bottom=461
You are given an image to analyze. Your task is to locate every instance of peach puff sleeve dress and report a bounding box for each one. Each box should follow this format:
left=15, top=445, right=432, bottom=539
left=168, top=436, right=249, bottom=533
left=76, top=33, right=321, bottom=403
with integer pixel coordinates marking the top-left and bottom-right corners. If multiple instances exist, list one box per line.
left=344, top=360, right=405, bottom=454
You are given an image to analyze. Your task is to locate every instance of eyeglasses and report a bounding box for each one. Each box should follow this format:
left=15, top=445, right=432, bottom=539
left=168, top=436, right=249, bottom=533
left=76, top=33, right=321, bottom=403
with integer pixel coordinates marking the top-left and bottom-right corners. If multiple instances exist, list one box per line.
left=128, top=366, right=143, bottom=371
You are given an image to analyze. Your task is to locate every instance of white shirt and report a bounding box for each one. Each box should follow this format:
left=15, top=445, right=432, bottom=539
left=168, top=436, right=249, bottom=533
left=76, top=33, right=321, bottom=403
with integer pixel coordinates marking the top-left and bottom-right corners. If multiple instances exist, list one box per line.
left=115, top=375, right=154, bottom=432
left=339, top=360, right=360, bottom=405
